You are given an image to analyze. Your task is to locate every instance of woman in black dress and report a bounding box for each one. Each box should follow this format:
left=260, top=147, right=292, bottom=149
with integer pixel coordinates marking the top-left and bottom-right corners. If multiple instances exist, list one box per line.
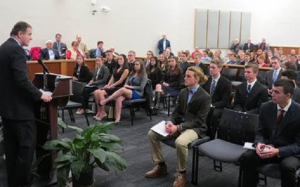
left=146, top=57, right=162, bottom=89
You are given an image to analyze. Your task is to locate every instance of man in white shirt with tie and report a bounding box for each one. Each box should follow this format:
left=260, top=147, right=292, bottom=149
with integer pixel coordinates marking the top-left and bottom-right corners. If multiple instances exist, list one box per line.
left=266, top=57, right=282, bottom=94
left=158, top=33, right=171, bottom=55
left=39, top=40, right=60, bottom=60
left=53, top=33, right=67, bottom=57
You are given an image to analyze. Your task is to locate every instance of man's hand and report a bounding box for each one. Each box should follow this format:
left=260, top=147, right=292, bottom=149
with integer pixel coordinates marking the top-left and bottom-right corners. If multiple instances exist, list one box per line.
left=162, top=82, right=169, bottom=87
left=89, top=80, right=94, bottom=85
left=267, top=89, right=273, bottom=95
left=73, top=76, right=78, bottom=81
left=256, top=143, right=279, bottom=159
left=165, top=123, right=178, bottom=135
left=41, top=94, right=52, bottom=103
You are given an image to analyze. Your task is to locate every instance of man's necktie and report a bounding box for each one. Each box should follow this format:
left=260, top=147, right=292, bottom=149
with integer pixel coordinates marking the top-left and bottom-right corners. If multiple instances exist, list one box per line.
left=272, top=70, right=278, bottom=84
left=247, top=84, right=251, bottom=94
left=277, top=109, right=285, bottom=128
left=57, top=43, right=61, bottom=55
left=210, top=80, right=216, bottom=96
left=188, top=89, right=194, bottom=104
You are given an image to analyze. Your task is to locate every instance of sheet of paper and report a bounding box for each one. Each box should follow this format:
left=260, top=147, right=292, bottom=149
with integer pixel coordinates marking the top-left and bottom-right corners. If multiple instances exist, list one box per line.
left=243, top=142, right=255, bottom=150
left=39, top=89, right=52, bottom=96
left=150, top=120, right=169, bottom=137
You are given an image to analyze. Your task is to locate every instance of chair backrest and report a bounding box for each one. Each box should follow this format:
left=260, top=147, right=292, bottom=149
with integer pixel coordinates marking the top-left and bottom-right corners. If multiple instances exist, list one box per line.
left=222, top=68, right=238, bottom=81
left=236, top=69, right=245, bottom=82
left=144, top=80, right=153, bottom=107
left=71, top=81, right=86, bottom=103
left=218, top=108, right=259, bottom=145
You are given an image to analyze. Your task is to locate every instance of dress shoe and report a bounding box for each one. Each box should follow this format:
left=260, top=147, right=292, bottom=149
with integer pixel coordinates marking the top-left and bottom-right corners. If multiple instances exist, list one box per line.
left=145, top=165, right=168, bottom=178
left=173, top=173, right=187, bottom=187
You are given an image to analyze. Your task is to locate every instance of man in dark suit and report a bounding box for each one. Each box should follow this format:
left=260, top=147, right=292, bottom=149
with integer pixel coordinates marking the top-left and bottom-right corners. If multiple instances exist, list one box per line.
left=179, top=52, right=191, bottom=75
left=203, top=59, right=232, bottom=138
left=241, top=79, right=300, bottom=187
left=234, top=63, right=269, bottom=114
left=39, top=40, right=60, bottom=60
left=104, top=50, right=117, bottom=77
left=127, top=50, right=136, bottom=73
left=243, top=38, right=254, bottom=52
left=257, top=38, right=270, bottom=51
left=158, top=33, right=171, bottom=54
left=146, top=66, right=211, bottom=187
left=281, top=70, right=300, bottom=104
left=53, top=33, right=67, bottom=57
left=265, top=57, right=282, bottom=93
left=89, top=41, right=105, bottom=58
left=144, top=50, right=153, bottom=68
left=0, top=21, right=52, bottom=187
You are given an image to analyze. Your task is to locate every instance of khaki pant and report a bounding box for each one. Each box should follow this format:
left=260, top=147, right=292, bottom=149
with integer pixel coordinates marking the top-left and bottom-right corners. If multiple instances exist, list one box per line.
left=148, top=129, right=198, bottom=172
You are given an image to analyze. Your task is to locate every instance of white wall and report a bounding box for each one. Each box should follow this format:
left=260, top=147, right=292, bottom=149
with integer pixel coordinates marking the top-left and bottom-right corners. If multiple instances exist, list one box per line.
left=1, top=0, right=300, bottom=56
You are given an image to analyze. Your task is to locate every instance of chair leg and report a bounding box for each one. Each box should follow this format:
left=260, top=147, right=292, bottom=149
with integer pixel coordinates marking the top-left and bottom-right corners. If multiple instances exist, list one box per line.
left=129, top=107, right=134, bottom=126
left=238, top=164, right=242, bottom=187
left=213, top=160, right=222, bottom=172
left=83, top=110, right=90, bottom=126
left=68, top=109, right=75, bottom=123
left=191, top=146, right=199, bottom=185
left=62, top=108, right=65, bottom=121
left=167, top=96, right=170, bottom=116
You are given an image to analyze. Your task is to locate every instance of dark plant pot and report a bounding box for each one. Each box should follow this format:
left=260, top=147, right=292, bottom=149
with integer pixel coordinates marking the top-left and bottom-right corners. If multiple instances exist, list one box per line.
left=72, top=170, right=94, bottom=187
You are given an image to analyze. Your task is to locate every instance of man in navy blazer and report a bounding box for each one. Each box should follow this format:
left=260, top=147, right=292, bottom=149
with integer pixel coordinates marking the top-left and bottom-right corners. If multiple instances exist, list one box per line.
left=234, top=63, right=269, bottom=114
left=158, top=33, right=171, bottom=54
left=0, top=21, right=52, bottom=187
left=89, top=41, right=105, bottom=58
left=241, top=79, right=300, bottom=187
left=39, top=40, right=60, bottom=60
left=243, top=38, right=254, bottom=52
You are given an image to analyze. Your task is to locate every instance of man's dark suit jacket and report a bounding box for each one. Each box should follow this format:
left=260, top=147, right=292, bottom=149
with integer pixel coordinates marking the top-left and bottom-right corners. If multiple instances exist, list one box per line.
left=180, top=61, right=191, bottom=75
left=89, top=48, right=105, bottom=58
left=171, top=86, right=211, bottom=138
left=203, top=76, right=232, bottom=109
left=254, top=101, right=300, bottom=157
left=243, top=43, right=254, bottom=52
left=53, top=41, right=67, bottom=54
left=104, top=59, right=118, bottom=76
left=195, top=63, right=209, bottom=76
left=39, top=48, right=60, bottom=60
left=158, top=39, right=171, bottom=54
left=234, top=81, right=268, bottom=114
left=265, top=69, right=282, bottom=89
left=91, top=65, right=110, bottom=88
left=0, top=38, right=42, bottom=120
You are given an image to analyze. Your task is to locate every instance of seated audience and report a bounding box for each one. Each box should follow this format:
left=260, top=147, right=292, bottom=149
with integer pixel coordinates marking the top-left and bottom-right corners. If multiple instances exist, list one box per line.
left=179, top=52, right=191, bottom=75
left=201, top=50, right=212, bottom=63
left=39, top=40, right=60, bottom=60
left=72, top=55, right=92, bottom=84
left=281, top=70, right=300, bottom=103
left=177, top=50, right=183, bottom=60
left=241, top=52, right=253, bottom=65
left=76, top=35, right=89, bottom=55
left=213, top=49, right=222, bottom=60
left=144, top=51, right=153, bottom=68
left=127, top=50, right=136, bottom=73
left=100, top=59, right=148, bottom=122
left=231, top=39, right=243, bottom=54
left=282, top=61, right=297, bottom=72
left=290, top=54, right=300, bottom=70
left=89, top=41, right=105, bottom=58
left=227, top=54, right=238, bottom=64
left=257, top=38, right=270, bottom=51
left=159, top=54, right=169, bottom=76
left=191, top=46, right=202, bottom=58
left=145, top=66, right=211, bottom=187
left=110, top=46, right=119, bottom=57
left=66, top=41, right=85, bottom=59
left=93, top=54, right=129, bottom=121
left=76, top=57, right=110, bottom=115
left=257, top=55, right=269, bottom=68
left=53, top=33, right=67, bottom=58
left=104, top=50, right=118, bottom=77
left=265, top=57, right=282, bottom=93
left=243, top=38, right=254, bottom=52
left=241, top=79, right=300, bottom=187
left=146, top=57, right=162, bottom=89
left=164, top=48, right=174, bottom=59
left=153, top=57, right=182, bottom=111
left=234, top=63, right=268, bottom=114
left=203, top=59, right=232, bottom=138
left=193, top=54, right=209, bottom=75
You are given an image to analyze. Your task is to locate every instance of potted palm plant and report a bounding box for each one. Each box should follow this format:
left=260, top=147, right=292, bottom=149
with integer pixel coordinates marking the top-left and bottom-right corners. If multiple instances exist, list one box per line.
left=44, top=121, right=126, bottom=187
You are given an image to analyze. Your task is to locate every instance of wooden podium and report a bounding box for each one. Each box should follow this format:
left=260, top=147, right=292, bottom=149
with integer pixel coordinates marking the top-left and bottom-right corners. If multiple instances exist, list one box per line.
left=33, top=73, right=72, bottom=176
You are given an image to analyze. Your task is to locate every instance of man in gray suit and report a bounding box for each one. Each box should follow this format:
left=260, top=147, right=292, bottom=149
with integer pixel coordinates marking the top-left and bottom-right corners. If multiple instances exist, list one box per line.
left=281, top=70, right=300, bottom=104
left=230, top=39, right=243, bottom=54
left=265, top=57, right=282, bottom=93
left=53, top=33, right=67, bottom=58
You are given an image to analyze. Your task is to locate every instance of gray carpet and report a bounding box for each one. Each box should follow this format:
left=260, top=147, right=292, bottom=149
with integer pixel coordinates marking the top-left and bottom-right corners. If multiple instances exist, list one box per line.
left=0, top=107, right=280, bottom=187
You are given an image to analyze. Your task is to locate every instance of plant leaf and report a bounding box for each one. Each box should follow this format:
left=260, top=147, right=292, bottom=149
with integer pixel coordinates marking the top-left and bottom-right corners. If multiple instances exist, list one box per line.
left=58, top=118, right=67, bottom=129
left=105, top=151, right=127, bottom=171
left=67, top=125, right=83, bottom=133
left=87, top=148, right=106, bottom=163
left=43, top=138, right=72, bottom=151
left=57, top=165, right=70, bottom=187
left=71, top=160, right=86, bottom=179
left=100, top=142, right=123, bottom=151
left=55, top=155, right=77, bottom=163
left=99, top=133, right=121, bottom=142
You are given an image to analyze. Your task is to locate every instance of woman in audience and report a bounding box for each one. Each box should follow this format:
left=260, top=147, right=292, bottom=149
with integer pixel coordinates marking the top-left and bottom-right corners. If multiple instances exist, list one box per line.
left=146, top=57, right=162, bottom=89
left=66, top=41, right=85, bottom=59
left=72, top=55, right=92, bottom=83
left=159, top=54, right=169, bottom=76
left=93, top=54, right=129, bottom=120
left=256, top=55, right=269, bottom=68
left=153, top=56, right=182, bottom=111
left=76, top=56, right=110, bottom=115
left=99, top=59, right=148, bottom=122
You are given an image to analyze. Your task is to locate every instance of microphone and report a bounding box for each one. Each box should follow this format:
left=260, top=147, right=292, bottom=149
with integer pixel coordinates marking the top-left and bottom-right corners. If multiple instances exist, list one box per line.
left=38, top=59, right=50, bottom=74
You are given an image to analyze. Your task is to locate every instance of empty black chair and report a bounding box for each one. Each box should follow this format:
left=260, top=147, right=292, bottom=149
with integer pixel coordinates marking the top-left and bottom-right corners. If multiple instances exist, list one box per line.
left=60, top=81, right=90, bottom=126
left=122, top=80, right=153, bottom=126
left=232, top=69, right=245, bottom=88
left=191, top=109, right=259, bottom=185
left=222, top=68, right=238, bottom=81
